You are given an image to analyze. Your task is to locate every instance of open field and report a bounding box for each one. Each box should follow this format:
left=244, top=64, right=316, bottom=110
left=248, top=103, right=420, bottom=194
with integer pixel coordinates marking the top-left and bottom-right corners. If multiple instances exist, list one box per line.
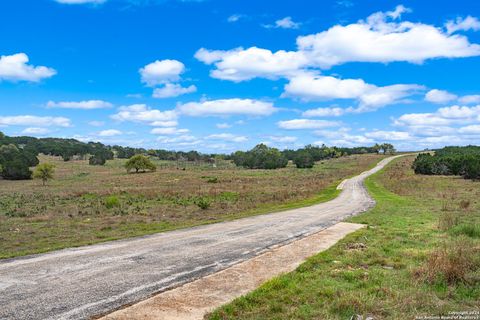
left=208, top=155, right=480, bottom=320
left=0, top=154, right=384, bottom=259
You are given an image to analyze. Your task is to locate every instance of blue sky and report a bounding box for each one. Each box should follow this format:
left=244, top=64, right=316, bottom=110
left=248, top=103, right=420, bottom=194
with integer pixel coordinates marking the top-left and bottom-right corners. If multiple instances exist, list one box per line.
left=1, top=0, right=480, bottom=152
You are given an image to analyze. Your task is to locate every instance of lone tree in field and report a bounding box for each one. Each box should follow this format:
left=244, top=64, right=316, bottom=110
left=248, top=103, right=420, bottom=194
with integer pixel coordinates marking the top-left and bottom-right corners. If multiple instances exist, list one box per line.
left=380, top=143, right=396, bottom=154
left=125, top=154, right=156, bottom=173
left=33, top=163, right=55, bottom=186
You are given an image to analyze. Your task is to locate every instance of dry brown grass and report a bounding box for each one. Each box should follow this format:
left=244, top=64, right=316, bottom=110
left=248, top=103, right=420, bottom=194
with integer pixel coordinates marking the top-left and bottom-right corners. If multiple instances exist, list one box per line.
left=0, top=154, right=384, bottom=258
left=415, top=237, right=480, bottom=285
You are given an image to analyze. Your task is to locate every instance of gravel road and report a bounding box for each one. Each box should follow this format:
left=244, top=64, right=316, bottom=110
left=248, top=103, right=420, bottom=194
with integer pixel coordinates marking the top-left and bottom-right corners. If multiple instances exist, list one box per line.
left=0, top=155, right=400, bottom=320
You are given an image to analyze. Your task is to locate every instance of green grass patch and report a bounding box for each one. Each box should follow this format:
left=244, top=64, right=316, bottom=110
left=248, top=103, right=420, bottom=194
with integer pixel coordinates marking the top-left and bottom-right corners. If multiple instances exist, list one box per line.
left=450, top=223, right=480, bottom=238
left=207, top=156, right=480, bottom=320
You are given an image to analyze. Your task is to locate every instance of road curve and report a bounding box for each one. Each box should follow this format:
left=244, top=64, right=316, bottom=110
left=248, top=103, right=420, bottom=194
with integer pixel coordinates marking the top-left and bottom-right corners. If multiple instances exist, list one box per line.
left=0, top=155, right=401, bottom=320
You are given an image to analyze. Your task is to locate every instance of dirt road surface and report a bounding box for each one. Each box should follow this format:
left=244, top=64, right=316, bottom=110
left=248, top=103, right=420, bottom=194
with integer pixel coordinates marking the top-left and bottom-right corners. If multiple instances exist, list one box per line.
left=0, top=156, right=400, bottom=320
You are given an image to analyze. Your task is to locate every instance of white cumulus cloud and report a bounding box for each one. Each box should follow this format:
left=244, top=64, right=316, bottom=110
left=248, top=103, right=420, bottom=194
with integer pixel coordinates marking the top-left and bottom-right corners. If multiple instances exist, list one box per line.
left=302, top=107, right=352, bottom=117
left=0, top=115, right=71, bottom=127
left=98, top=129, right=122, bottom=137
left=0, top=53, right=56, bottom=82
left=194, top=47, right=307, bottom=81
left=268, top=136, right=298, bottom=143
left=459, top=95, right=480, bottom=105
left=177, top=99, right=277, bottom=117
left=111, top=104, right=178, bottom=124
left=152, top=83, right=197, bottom=98
left=150, top=127, right=189, bottom=135
left=458, top=125, right=480, bottom=134
left=277, top=119, right=341, bottom=130
left=216, top=123, right=232, bottom=129
left=21, top=127, right=51, bottom=135
left=264, top=17, right=301, bottom=29
left=207, top=133, right=248, bottom=142
left=365, top=130, right=412, bottom=141
left=140, top=59, right=185, bottom=86
left=425, top=89, right=458, bottom=104
left=284, top=74, right=422, bottom=111
left=297, top=7, right=480, bottom=68
left=445, top=16, right=480, bottom=34
left=47, top=100, right=113, bottom=109
left=197, top=6, right=480, bottom=81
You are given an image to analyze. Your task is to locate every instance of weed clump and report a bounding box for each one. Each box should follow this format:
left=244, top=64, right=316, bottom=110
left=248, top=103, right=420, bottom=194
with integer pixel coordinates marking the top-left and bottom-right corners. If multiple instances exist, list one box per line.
left=207, top=177, right=218, bottom=183
left=438, top=211, right=460, bottom=231
left=105, top=195, right=120, bottom=209
left=415, top=237, right=480, bottom=285
left=195, top=197, right=211, bottom=210
left=450, top=224, right=480, bottom=238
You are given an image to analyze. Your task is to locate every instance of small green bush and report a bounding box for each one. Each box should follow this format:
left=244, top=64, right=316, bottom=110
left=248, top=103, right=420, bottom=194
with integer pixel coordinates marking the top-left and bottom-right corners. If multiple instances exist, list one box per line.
left=89, top=154, right=106, bottom=166
left=207, top=177, right=218, bottom=183
left=105, top=196, right=120, bottom=209
left=293, top=150, right=315, bottom=168
left=195, top=197, right=211, bottom=210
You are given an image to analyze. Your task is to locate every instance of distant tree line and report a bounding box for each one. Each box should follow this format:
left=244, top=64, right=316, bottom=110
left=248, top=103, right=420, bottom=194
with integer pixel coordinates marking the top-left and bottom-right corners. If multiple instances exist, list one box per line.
left=0, top=130, right=396, bottom=179
left=0, top=132, right=115, bottom=180
left=0, top=132, right=224, bottom=180
left=232, top=143, right=394, bottom=169
left=412, top=146, right=480, bottom=180
left=112, top=145, right=217, bottom=162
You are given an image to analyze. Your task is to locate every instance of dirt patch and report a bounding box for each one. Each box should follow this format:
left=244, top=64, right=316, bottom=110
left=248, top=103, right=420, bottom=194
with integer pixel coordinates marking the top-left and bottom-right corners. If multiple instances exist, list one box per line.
left=101, top=222, right=365, bottom=320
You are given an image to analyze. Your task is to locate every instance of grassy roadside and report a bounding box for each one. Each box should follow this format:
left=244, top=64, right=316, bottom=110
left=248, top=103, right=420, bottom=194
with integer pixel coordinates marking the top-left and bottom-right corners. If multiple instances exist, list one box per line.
left=207, top=156, right=480, bottom=320
left=0, top=155, right=382, bottom=259
left=0, top=184, right=341, bottom=260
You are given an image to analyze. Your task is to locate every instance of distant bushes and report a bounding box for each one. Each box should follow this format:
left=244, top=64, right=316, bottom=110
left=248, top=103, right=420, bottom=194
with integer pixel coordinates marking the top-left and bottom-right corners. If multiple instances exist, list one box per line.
left=412, top=146, right=480, bottom=180
left=88, top=150, right=113, bottom=166
left=0, top=131, right=115, bottom=179
left=0, top=144, right=36, bottom=180
left=292, top=150, right=315, bottom=168
left=232, top=143, right=396, bottom=170
left=232, top=144, right=288, bottom=169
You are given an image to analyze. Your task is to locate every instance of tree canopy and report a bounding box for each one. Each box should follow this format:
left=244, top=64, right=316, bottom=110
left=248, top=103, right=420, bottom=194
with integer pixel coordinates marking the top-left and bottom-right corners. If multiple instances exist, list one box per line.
left=232, top=144, right=288, bottom=169
left=125, top=155, right=157, bottom=173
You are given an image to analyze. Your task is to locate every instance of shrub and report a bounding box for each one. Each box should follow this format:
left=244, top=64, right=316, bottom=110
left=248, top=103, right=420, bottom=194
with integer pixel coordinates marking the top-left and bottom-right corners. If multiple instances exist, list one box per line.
left=293, top=150, right=315, bottom=168
left=195, top=197, right=211, bottom=210
left=125, top=154, right=156, bottom=173
left=0, top=144, right=33, bottom=180
left=438, top=211, right=460, bottom=231
left=459, top=199, right=471, bottom=210
left=415, top=237, right=479, bottom=285
left=463, top=157, right=480, bottom=179
left=450, top=224, right=480, bottom=238
left=32, top=163, right=55, bottom=186
left=207, top=177, right=218, bottom=183
left=105, top=196, right=120, bottom=209
left=89, top=154, right=106, bottom=166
